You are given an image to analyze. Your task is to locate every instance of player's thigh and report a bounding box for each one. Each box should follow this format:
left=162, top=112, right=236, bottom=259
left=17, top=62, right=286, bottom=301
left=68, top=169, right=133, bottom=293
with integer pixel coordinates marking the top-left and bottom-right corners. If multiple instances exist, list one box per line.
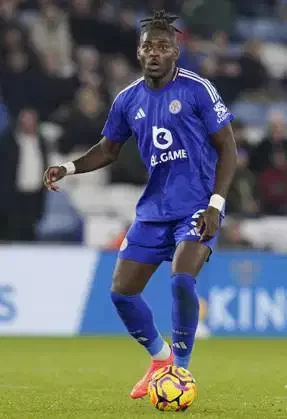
left=172, top=209, right=222, bottom=276
left=111, top=257, right=158, bottom=295
left=112, top=218, right=173, bottom=294
left=172, top=240, right=210, bottom=276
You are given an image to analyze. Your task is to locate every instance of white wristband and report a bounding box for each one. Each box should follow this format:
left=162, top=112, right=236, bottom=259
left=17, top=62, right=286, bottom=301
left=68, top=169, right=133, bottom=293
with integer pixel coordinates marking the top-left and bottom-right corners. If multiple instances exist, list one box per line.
left=209, top=194, right=225, bottom=212
left=61, top=162, right=76, bottom=175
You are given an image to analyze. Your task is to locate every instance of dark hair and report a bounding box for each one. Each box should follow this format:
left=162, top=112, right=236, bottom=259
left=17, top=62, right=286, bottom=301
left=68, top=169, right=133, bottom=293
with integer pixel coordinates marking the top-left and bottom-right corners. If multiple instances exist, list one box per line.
left=140, top=10, right=182, bottom=37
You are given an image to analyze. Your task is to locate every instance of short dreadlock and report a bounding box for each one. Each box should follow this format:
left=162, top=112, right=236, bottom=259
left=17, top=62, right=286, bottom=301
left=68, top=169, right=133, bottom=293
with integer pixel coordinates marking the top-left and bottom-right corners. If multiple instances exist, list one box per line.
left=140, top=10, right=182, bottom=37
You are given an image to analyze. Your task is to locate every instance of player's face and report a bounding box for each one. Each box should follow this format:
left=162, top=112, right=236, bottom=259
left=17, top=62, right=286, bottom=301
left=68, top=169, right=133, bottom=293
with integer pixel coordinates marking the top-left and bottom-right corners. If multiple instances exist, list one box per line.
left=138, top=30, right=179, bottom=79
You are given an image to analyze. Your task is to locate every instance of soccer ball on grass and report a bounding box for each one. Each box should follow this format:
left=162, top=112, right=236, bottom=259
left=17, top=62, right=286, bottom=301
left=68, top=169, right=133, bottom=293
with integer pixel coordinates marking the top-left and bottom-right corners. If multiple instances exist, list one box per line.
left=148, top=365, right=197, bottom=412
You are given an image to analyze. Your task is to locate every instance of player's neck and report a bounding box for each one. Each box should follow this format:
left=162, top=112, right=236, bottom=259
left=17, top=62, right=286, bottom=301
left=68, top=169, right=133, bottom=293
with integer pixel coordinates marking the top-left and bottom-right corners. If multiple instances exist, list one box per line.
left=145, top=66, right=176, bottom=90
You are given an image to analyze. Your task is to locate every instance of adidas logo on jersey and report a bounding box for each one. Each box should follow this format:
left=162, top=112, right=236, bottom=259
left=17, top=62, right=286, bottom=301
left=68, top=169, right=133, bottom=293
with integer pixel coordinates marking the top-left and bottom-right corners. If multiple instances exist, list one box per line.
left=135, top=108, right=146, bottom=120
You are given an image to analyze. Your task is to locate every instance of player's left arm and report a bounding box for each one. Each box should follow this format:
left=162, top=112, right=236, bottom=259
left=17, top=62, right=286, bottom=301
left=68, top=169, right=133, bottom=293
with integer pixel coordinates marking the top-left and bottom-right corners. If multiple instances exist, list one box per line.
left=199, top=124, right=237, bottom=242
left=211, top=123, right=237, bottom=199
left=194, top=83, right=237, bottom=242
left=198, top=123, right=237, bottom=242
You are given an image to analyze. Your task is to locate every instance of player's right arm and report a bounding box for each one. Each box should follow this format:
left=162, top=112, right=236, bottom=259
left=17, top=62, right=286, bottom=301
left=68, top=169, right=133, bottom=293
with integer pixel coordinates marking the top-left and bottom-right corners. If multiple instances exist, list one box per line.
left=44, top=91, right=131, bottom=191
left=43, top=137, right=122, bottom=191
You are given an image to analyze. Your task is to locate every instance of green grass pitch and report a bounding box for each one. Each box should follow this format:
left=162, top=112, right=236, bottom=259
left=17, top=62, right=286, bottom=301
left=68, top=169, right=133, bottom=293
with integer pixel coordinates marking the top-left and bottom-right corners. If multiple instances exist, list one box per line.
left=0, top=337, right=286, bottom=418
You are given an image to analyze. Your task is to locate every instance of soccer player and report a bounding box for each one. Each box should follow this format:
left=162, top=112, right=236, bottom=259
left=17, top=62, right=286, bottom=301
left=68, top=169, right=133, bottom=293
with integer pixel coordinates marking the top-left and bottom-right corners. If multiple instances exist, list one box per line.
left=44, top=10, right=237, bottom=399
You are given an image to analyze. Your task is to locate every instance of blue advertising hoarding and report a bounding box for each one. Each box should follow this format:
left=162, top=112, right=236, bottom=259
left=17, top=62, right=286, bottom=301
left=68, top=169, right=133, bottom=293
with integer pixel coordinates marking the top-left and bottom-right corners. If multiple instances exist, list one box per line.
left=80, top=251, right=287, bottom=337
left=0, top=247, right=285, bottom=337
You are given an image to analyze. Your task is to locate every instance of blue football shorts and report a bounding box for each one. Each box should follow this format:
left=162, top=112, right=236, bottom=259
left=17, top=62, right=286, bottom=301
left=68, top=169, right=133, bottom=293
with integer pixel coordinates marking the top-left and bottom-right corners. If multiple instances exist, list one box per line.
left=119, top=207, right=223, bottom=265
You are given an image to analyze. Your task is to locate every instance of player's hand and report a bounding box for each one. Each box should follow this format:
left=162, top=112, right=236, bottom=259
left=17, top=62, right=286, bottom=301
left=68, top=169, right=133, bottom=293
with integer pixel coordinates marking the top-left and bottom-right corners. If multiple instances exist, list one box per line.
left=197, top=206, right=220, bottom=242
left=43, top=166, right=67, bottom=192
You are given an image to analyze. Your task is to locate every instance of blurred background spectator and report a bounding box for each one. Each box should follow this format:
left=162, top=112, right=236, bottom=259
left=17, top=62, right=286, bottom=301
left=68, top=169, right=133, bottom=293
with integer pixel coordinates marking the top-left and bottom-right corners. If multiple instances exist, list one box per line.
left=0, top=0, right=287, bottom=252
left=250, top=111, right=287, bottom=173
left=226, top=148, right=260, bottom=218
left=30, top=1, right=74, bottom=78
left=258, top=148, right=287, bottom=215
left=0, top=108, right=47, bottom=242
left=57, top=86, right=107, bottom=154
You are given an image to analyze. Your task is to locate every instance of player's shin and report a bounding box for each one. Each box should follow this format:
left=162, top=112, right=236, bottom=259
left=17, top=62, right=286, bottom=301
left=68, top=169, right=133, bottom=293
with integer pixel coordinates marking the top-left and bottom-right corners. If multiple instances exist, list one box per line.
left=111, top=292, right=170, bottom=360
left=171, top=273, right=199, bottom=370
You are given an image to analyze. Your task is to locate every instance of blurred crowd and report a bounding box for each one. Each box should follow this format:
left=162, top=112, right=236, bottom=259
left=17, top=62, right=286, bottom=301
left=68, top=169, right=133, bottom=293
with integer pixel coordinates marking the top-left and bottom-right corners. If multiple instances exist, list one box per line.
left=0, top=0, right=287, bottom=251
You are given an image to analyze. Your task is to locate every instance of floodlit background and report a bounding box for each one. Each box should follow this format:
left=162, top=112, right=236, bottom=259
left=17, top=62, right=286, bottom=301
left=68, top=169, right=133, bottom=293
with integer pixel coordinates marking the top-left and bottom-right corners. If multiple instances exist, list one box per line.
left=0, top=0, right=286, bottom=337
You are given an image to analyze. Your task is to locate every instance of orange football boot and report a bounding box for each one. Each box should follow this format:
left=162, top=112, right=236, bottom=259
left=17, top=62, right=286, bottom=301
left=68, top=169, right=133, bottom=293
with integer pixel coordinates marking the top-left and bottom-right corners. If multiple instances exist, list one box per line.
left=130, top=349, right=174, bottom=399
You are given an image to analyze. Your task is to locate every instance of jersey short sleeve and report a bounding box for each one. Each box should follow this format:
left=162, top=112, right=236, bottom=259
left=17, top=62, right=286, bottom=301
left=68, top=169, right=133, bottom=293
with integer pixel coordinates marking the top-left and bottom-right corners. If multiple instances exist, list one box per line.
left=102, top=94, right=132, bottom=143
left=195, top=80, right=234, bottom=134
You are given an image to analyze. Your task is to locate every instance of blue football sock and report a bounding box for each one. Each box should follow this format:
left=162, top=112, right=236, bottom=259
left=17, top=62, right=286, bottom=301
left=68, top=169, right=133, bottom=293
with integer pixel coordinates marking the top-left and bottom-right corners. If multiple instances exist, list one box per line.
left=111, top=291, right=165, bottom=357
left=171, top=273, right=199, bottom=370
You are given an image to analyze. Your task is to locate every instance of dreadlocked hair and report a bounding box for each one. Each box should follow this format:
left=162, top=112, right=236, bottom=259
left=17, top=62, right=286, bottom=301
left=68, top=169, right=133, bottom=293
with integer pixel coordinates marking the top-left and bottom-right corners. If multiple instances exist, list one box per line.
left=140, top=10, right=182, bottom=36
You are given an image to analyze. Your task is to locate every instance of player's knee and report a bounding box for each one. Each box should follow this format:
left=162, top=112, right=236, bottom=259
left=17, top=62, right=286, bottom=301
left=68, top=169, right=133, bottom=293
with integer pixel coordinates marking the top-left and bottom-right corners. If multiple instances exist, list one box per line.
left=111, top=278, right=125, bottom=295
left=110, top=274, right=133, bottom=296
left=172, top=260, right=200, bottom=278
left=172, top=241, right=209, bottom=276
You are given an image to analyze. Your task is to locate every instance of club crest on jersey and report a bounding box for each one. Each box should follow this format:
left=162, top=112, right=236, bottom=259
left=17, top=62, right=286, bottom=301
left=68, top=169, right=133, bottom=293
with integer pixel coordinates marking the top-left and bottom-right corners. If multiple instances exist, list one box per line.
left=169, top=100, right=182, bottom=115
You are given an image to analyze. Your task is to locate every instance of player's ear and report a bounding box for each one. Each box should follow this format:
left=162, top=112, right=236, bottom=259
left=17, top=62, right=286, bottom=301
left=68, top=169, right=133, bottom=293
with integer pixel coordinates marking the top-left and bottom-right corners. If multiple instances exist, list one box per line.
left=174, top=46, right=180, bottom=61
left=137, top=45, right=141, bottom=61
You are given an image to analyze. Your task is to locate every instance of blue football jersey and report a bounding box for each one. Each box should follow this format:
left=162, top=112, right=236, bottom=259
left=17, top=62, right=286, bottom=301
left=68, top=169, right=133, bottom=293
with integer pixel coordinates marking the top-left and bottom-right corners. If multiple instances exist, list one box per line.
left=102, top=68, right=234, bottom=221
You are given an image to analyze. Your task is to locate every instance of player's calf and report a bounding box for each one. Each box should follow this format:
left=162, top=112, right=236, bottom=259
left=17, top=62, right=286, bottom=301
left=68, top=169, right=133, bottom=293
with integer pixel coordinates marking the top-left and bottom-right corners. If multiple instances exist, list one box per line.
left=111, top=258, right=167, bottom=358
left=171, top=273, right=199, bottom=370
left=111, top=291, right=168, bottom=356
left=171, top=241, right=208, bottom=370
left=110, top=258, right=172, bottom=398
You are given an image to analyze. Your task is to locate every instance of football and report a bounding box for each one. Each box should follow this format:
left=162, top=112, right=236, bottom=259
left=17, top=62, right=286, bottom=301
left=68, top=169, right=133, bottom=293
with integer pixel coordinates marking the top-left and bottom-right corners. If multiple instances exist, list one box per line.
left=148, top=365, right=197, bottom=412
